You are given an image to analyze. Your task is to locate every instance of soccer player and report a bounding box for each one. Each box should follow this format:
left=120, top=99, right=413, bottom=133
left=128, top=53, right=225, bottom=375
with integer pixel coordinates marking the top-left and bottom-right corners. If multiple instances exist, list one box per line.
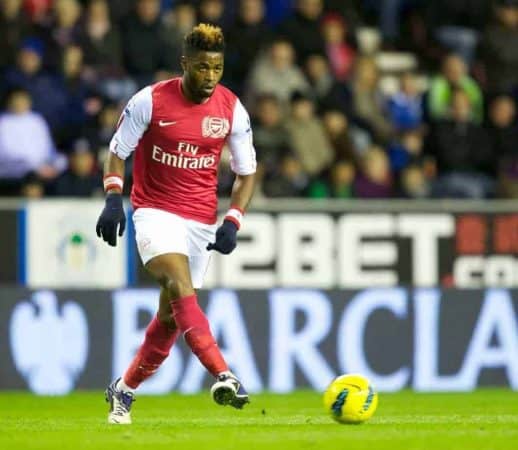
left=96, top=23, right=256, bottom=424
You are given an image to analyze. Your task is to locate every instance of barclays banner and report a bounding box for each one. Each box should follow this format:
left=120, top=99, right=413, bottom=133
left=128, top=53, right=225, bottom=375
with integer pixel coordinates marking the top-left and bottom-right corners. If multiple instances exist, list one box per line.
left=0, top=287, right=517, bottom=394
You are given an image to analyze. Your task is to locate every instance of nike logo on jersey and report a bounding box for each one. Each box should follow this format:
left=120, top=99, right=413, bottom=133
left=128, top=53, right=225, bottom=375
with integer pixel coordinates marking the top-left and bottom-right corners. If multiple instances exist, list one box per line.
left=159, top=120, right=177, bottom=127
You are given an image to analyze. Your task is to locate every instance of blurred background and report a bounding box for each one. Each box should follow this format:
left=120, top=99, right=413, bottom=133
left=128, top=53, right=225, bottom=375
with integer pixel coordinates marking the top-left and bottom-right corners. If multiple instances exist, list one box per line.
left=0, top=0, right=517, bottom=200
left=0, top=0, right=517, bottom=396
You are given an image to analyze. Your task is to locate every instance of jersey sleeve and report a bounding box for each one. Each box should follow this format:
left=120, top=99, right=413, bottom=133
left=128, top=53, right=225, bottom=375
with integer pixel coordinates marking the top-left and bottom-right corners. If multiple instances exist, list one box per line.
left=227, top=99, right=257, bottom=175
left=109, top=86, right=152, bottom=160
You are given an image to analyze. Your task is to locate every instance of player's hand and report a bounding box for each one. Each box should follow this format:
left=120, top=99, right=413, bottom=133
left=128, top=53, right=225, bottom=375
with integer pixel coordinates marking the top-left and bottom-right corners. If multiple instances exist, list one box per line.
left=207, top=220, right=238, bottom=255
left=96, top=193, right=126, bottom=247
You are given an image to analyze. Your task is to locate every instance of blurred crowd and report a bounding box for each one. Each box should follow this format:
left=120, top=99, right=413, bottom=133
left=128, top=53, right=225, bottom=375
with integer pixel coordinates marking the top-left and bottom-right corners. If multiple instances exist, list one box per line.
left=0, top=0, right=517, bottom=200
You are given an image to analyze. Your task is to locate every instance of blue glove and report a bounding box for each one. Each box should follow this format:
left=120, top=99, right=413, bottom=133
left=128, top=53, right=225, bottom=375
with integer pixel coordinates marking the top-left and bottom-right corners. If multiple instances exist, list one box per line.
left=207, top=220, right=238, bottom=254
left=96, top=193, right=126, bottom=247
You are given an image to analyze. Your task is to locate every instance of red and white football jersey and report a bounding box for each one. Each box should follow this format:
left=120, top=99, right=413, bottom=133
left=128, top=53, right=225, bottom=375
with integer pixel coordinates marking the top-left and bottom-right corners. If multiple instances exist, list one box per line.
left=109, top=78, right=256, bottom=224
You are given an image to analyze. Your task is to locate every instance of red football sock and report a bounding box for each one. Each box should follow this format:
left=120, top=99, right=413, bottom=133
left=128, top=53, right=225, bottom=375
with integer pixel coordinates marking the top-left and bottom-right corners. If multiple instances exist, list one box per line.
left=123, top=315, right=180, bottom=389
left=170, top=294, right=228, bottom=377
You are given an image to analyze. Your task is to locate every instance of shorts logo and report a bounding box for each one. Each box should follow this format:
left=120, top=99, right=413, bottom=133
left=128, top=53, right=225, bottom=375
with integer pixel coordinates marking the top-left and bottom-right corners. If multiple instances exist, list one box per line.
left=202, top=116, right=230, bottom=138
left=138, top=238, right=151, bottom=251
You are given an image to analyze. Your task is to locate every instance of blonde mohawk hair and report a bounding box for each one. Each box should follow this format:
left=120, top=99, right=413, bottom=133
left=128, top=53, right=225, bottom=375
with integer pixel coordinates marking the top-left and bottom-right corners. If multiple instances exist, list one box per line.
left=183, top=23, right=225, bottom=55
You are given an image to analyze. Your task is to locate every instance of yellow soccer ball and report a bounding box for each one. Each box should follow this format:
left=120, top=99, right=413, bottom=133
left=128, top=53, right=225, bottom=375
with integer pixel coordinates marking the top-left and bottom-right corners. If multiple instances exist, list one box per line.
left=323, top=374, right=378, bottom=424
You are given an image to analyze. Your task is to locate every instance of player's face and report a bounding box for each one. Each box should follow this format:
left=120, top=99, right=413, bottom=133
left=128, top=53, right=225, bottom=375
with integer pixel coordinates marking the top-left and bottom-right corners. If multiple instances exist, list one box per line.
left=182, top=51, right=224, bottom=100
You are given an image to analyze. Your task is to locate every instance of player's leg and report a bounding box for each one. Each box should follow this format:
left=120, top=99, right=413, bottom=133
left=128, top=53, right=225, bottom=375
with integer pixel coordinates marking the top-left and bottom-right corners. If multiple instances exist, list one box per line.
left=106, top=287, right=180, bottom=424
left=106, top=208, right=185, bottom=425
left=145, top=252, right=230, bottom=376
left=122, top=287, right=180, bottom=388
left=187, top=221, right=250, bottom=409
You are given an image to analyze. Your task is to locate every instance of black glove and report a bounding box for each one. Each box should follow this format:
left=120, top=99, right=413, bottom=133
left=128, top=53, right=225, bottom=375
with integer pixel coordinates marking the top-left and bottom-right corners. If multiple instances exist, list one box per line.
left=207, top=220, right=238, bottom=254
left=96, top=193, right=126, bottom=247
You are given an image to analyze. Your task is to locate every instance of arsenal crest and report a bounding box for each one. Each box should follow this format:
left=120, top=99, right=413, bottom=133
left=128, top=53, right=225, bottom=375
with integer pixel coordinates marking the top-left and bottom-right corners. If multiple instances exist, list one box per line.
left=202, top=116, right=230, bottom=138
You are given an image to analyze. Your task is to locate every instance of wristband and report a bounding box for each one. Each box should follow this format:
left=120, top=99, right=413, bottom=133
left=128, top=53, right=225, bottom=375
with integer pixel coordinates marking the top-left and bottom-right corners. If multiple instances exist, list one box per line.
left=224, top=205, right=244, bottom=230
left=103, top=173, right=124, bottom=192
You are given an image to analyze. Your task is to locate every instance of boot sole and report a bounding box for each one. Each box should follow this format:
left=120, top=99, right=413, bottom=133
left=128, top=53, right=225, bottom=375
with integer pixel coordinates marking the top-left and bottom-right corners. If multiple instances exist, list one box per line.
left=211, top=382, right=236, bottom=406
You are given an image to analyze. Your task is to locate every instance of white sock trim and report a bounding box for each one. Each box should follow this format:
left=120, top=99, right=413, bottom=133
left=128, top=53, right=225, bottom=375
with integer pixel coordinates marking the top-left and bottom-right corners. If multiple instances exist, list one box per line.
left=217, top=370, right=234, bottom=379
left=117, top=378, right=136, bottom=393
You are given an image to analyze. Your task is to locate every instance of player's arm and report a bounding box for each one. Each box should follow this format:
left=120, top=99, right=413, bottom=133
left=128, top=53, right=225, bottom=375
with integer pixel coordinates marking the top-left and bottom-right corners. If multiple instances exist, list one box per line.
left=207, top=99, right=257, bottom=255
left=229, top=172, right=255, bottom=213
left=103, top=152, right=125, bottom=194
left=96, top=87, right=152, bottom=247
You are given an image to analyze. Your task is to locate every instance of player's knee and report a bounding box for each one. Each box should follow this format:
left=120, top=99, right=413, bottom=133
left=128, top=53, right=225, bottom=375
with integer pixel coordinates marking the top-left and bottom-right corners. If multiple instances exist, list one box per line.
left=156, top=310, right=176, bottom=329
left=163, top=276, right=194, bottom=300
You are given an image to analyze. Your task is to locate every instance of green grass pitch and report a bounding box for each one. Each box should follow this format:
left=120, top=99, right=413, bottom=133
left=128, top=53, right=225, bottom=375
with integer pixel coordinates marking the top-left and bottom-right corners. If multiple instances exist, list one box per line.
left=0, top=390, right=517, bottom=450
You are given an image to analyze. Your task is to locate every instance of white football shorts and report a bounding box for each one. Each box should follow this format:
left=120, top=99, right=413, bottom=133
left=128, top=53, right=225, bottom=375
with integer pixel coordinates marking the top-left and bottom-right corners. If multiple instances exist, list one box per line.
left=132, top=207, right=217, bottom=289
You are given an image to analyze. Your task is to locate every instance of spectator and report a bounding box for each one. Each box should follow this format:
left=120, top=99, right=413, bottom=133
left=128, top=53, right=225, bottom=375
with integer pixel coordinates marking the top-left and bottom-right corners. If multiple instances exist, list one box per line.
left=0, top=89, right=64, bottom=195
left=20, top=173, right=45, bottom=198
left=0, top=0, right=32, bottom=69
left=354, top=145, right=393, bottom=198
left=285, top=91, right=334, bottom=176
left=351, top=56, right=394, bottom=142
left=85, top=101, right=121, bottom=160
left=487, top=95, right=518, bottom=197
left=264, top=0, right=293, bottom=26
left=262, top=152, right=309, bottom=197
left=321, top=109, right=357, bottom=162
left=399, top=163, right=430, bottom=198
left=304, top=53, right=352, bottom=115
left=427, top=89, right=494, bottom=198
left=198, top=0, right=226, bottom=28
left=252, top=94, right=292, bottom=184
left=53, top=138, right=102, bottom=196
left=224, top=0, right=273, bottom=94
left=488, top=95, right=518, bottom=161
left=245, top=38, right=309, bottom=109
left=425, top=0, right=492, bottom=64
left=2, top=38, right=68, bottom=132
left=79, top=0, right=136, bottom=102
left=79, top=0, right=123, bottom=76
left=320, top=12, right=356, bottom=82
left=387, top=129, right=425, bottom=173
left=277, top=0, right=325, bottom=64
left=99, top=101, right=121, bottom=144
left=323, top=108, right=372, bottom=157
left=86, top=99, right=135, bottom=192
left=55, top=45, right=95, bottom=147
left=106, top=0, right=134, bottom=22
left=307, top=159, right=355, bottom=198
left=121, top=0, right=178, bottom=87
left=324, top=0, right=362, bottom=29
left=363, top=0, right=421, bottom=46
left=386, top=71, right=424, bottom=131
left=428, top=53, right=484, bottom=124
left=479, top=0, right=518, bottom=95
left=38, top=0, right=83, bottom=70
left=163, top=2, right=196, bottom=53
left=23, top=0, right=53, bottom=24
left=0, top=0, right=514, bottom=200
